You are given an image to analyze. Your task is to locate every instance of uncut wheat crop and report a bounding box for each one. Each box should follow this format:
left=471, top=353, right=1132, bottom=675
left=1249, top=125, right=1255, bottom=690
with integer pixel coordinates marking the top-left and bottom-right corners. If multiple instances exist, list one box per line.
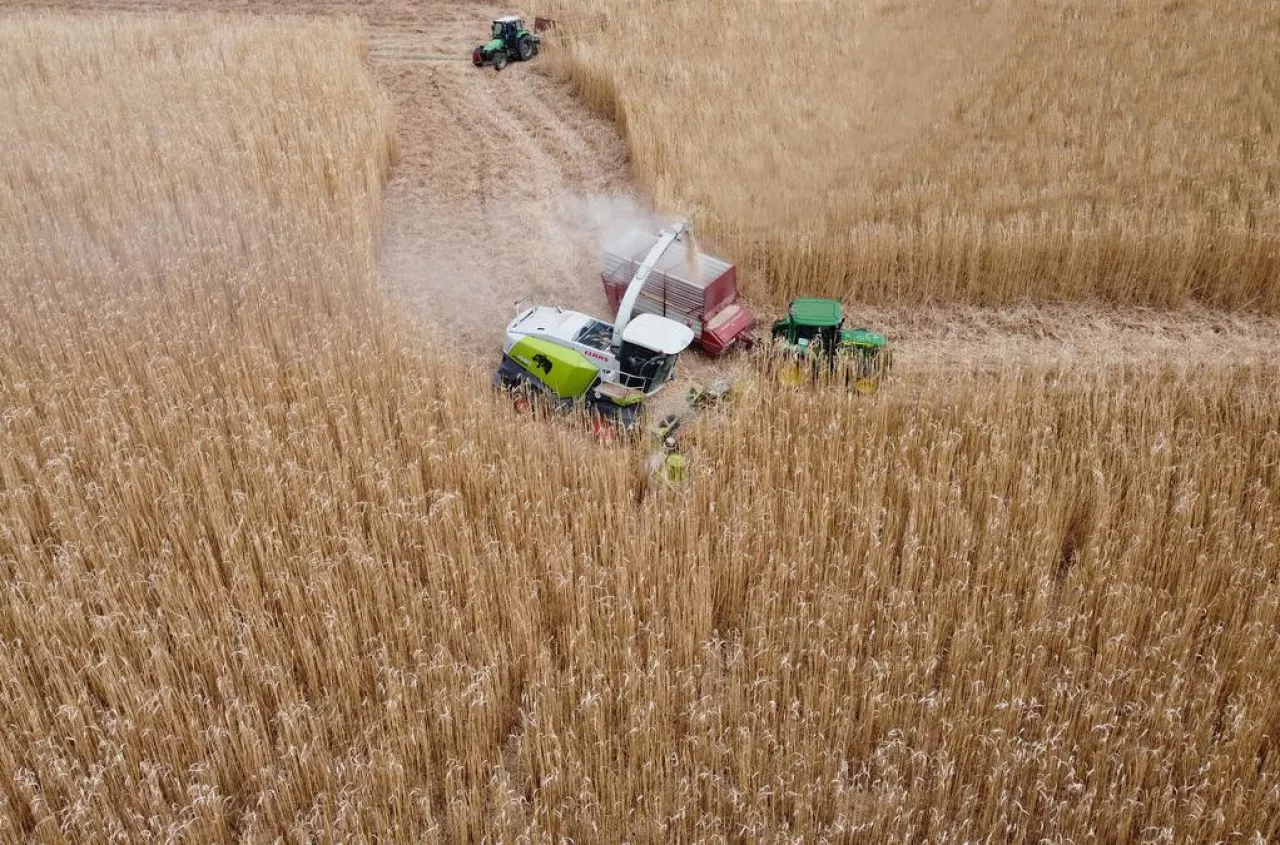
left=537, top=0, right=1280, bottom=311
left=2, top=10, right=1280, bottom=843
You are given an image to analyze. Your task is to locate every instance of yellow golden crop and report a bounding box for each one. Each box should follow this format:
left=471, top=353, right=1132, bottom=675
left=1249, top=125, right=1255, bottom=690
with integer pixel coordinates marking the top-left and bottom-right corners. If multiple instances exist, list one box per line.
left=1, top=10, right=1277, bottom=842
left=538, top=0, right=1280, bottom=310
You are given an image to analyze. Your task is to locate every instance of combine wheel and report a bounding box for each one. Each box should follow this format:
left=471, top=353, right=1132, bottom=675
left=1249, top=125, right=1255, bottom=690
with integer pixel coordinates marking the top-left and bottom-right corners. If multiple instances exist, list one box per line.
left=591, top=414, right=617, bottom=444
left=493, top=51, right=508, bottom=71
left=508, top=382, right=537, bottom=415
left=518, top=37, right=534, bottom=61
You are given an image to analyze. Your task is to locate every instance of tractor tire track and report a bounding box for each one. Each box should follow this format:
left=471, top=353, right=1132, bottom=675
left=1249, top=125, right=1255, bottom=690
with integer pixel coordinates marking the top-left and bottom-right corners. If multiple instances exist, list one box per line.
left=370, top=16, right=634, bottom=354
left=5, top=0, right=636, bottom=357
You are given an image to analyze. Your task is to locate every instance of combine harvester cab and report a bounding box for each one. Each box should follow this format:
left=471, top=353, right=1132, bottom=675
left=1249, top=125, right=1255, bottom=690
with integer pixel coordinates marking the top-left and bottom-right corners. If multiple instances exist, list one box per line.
left=601, top=226, right=756, bottom=356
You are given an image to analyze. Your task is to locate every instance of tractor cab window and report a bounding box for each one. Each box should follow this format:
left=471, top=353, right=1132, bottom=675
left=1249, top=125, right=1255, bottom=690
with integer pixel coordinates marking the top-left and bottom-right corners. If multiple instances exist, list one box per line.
left=798, top=323, right=836, bottom=345
left=791, top=323, right=820, bottom=343
left=493, top=21, right=505, bottom=38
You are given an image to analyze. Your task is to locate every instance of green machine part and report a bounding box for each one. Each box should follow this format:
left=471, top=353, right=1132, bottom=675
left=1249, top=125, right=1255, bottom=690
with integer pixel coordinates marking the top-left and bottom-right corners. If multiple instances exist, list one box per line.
left=772, top=297, right=845, bottom=344
left=841, top=327, right=887, bottom=350
left=787, top=297, right=843, bottom=327
left=508, top=336, right=600, bottom=399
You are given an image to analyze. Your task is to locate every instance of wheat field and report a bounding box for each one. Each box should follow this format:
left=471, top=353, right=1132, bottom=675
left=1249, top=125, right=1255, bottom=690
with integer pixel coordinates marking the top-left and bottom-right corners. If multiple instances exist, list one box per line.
left=537, top=0, right=1280, bottom=311
left=2, top=9, right=1280, bottom=842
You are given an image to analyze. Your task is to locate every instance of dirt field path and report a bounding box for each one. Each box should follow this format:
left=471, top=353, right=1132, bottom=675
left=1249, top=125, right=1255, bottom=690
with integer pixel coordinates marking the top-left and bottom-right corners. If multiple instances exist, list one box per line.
left=368, top=4, right=641, bottom=353
left=8, top=0, right=1280, bottom=375
left=363, top=4, right=1280, bottom=379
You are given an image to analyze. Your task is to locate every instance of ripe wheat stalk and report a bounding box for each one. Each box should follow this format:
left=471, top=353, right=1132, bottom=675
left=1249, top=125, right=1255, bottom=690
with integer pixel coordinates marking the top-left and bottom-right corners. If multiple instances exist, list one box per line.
left=535, top=0, right=1280, bottom=311
left=0, top=9, right=1277, bottom=842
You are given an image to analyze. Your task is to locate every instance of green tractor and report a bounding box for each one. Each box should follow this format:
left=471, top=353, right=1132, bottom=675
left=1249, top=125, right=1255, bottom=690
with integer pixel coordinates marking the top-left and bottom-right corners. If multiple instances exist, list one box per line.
left=770, top=297, right=891, bottom=391
left=472, top=16, right=540, bottom=71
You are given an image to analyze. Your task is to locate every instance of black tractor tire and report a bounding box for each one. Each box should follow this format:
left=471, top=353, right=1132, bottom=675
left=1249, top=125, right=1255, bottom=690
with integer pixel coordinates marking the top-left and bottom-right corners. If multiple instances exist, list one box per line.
left=518, top=37, right=534, bottom=61
left=492, top=51, right=507, bottom=71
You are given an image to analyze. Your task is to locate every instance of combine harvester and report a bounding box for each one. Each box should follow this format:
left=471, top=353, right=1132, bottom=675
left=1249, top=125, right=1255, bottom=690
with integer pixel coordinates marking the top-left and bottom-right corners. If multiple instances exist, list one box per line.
left=601, top=222, right=757, bottom=356
left=493, top=222, right=703, bottom=431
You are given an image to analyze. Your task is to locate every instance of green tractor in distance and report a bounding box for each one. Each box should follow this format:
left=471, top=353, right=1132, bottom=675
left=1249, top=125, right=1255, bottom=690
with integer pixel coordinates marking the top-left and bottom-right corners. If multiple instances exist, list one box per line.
left=771, top=297, right=891, bottom=392
left=472, top=16, right=540, bottom=71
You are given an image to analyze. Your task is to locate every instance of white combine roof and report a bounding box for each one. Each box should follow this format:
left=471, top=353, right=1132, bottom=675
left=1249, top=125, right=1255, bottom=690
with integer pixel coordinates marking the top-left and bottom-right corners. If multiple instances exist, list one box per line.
left=511, top=306, right=592, bottom=340
left=621, top=313, right=694, bottom=355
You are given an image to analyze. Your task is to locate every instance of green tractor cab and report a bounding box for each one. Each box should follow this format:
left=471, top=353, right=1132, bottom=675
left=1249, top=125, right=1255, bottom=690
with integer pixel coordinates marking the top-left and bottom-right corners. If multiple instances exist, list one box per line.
left=771, top=297, right=891, bottom=389
left=773, top=297, right=845, bottom=352
left=472, top=16, right=540, bottom=71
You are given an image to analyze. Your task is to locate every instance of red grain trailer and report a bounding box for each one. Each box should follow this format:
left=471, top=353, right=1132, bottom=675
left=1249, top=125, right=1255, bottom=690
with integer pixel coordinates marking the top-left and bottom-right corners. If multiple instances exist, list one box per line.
left=600, top=228, right=756, bottom=356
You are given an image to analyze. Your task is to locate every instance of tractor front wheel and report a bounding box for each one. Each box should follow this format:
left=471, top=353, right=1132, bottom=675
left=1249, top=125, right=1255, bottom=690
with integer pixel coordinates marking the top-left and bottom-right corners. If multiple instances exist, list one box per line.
left=778, top=360, right=808, bottom=387
left=518, top=37, right=534, bottom=61
left=492, top=51, right=507, bottom=71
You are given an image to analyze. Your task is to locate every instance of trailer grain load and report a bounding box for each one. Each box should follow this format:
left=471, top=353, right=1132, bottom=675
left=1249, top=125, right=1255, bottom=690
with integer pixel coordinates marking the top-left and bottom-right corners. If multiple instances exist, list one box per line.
left=601, top=227, right=755, bottom=356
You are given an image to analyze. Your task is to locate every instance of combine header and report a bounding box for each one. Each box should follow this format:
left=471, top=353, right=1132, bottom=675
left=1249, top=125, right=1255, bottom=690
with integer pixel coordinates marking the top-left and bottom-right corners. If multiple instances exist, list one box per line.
left=533, top=14, right=609, bottom=36
left=601, top=223, right=756, bottom=356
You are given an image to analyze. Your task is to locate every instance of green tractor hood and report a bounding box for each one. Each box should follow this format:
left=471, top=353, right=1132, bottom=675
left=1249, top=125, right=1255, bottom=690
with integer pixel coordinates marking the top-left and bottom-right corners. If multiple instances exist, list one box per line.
left=841, top=327, right=887, bottom=349
left=482, top=37, right=505, bottom=53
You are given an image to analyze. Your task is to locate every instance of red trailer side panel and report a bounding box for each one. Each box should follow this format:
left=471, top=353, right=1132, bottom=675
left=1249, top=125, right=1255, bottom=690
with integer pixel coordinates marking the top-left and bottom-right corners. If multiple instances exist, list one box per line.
left=700, top=302, right=756, bottom=356
left=601, top=228, right=753, bottom=353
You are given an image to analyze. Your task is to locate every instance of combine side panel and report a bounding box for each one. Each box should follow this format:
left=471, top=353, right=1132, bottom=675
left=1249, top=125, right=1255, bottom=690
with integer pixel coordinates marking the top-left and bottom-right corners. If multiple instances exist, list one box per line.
left=507, top=336, right=599, bottom=399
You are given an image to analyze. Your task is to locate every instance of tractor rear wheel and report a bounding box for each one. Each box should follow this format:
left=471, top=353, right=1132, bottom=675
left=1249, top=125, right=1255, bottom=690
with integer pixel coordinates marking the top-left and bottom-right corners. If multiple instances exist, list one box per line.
left=493, top=51, right=507, bottom=71
left=518, top=37, right=534, bottom=61
left=778, top=360, right=808, bottom=387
